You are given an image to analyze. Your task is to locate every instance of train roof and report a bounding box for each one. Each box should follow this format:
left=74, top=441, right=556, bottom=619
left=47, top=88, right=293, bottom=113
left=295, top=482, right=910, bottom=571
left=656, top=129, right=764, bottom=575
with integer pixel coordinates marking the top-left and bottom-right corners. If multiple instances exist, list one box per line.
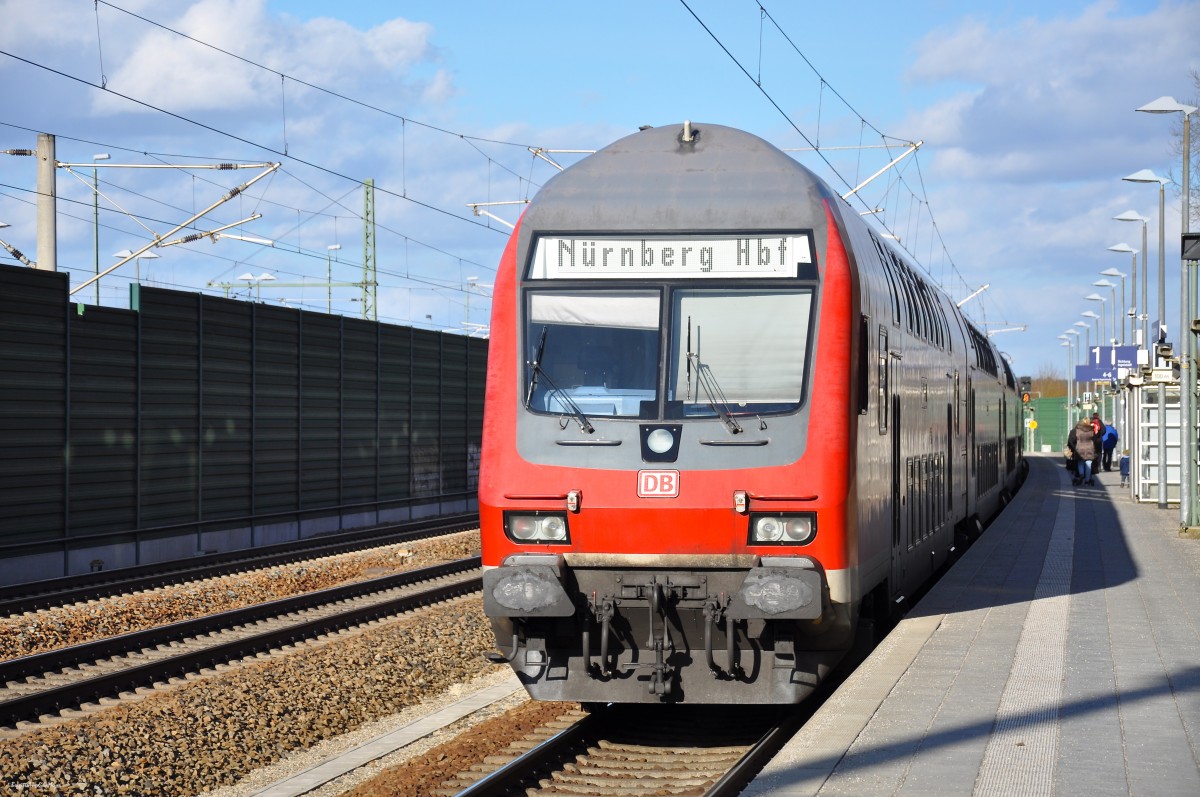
left=518, top=122, right=840, bottom=241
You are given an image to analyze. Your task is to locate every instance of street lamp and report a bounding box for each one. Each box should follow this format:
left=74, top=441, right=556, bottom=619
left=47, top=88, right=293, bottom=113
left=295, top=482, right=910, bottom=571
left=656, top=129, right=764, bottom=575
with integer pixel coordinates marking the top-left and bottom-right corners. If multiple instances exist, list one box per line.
left=1085, top=296, right=1107, bottom=345
left=1113, top=213, right=1149, bottom=346
left=326, top=244, right=341, bottom=313
left=1136, top=96, right=1195, bottom=235
left=1060, top=331, right=1078, bottom=418
left=113, top=248, right=159, bottom=284
left=1081, top=309, right=1101, bottom=347
left=1093, top=279, right=1119, bottom=344
left=1137, top=96, right=1196, bottom=524
left=238, top=271, right=276, bottom=302
left=1099, top=268, right=1128, bottom=344
left=1123, top=170, right=1169, bottom=344
left=1075, top=319, right=1093, bottom=418
left=466, top=275, right=478, bottom=327
left=1124, top=168, right=1170, bottom=509
left=1074, top=319, right=1092, bottom=369
left=92, top=153, right=109, bottom=304
left=1061, top=339, right=1073, bottom=423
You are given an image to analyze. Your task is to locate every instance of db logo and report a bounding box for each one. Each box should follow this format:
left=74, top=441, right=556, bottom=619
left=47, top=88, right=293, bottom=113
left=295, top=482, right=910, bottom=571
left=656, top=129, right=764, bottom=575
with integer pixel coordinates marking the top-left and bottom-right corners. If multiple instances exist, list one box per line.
left=638, top=470, right=679, bottom=498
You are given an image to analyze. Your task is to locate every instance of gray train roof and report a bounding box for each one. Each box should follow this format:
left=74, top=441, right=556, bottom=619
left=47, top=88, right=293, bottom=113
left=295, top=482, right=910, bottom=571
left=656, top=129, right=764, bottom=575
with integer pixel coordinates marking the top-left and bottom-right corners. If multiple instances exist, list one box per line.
left=517, top=122, right=839, bottom=248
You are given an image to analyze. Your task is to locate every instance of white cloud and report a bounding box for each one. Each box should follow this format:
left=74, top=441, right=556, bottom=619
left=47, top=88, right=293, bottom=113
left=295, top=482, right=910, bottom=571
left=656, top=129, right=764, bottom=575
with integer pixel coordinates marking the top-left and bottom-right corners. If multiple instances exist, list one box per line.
left=92, top=0, right=439, bottom=118
left=901, top=1, right=1198, bottom=184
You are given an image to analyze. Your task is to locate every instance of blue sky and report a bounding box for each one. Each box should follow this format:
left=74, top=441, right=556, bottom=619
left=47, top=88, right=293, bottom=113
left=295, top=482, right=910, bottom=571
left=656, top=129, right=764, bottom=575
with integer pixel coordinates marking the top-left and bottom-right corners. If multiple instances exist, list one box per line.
left=0, top=0, right=1196, bottom=374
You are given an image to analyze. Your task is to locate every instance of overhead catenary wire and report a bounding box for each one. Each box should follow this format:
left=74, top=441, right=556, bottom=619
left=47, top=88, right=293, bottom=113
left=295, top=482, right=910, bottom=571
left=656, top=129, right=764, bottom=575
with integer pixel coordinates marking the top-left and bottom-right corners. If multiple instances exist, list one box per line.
left=679, top=0, right=1017, bottom=331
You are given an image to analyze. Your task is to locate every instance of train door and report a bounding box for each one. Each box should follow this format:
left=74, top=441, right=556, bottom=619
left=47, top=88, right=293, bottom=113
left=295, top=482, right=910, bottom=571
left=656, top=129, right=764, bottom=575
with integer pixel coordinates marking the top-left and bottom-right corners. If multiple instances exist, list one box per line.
left=966, top=378, right=976, bottom=514
left=947, top=373, right=955, bottom=521
left=887, top=346, right=906, bottom=597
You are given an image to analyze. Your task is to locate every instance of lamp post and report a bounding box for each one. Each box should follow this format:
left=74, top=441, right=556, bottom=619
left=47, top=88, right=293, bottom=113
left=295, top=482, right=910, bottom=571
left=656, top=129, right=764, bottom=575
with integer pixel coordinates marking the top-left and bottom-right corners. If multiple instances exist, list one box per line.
left=466, top=275, right=478, bottom=328
left=1081, top=309, right=1101, bottom=346
left=1085, top=295, right=1108, bottom=345
left=1061, top=339, right=1073, bottom=441
left=1060, top=332, right=1077, bottom=420
left=1074, top=319, right=1091, bottom=359
left=1094, top=279, right=1119, bottom=344
left=326, top=244, right=341, bottom=313
left=1123, top=171, right=1169, bottom=343
left=1099, top=269, right=1128, bottom=344
left=1076, top=319, right=1093, bottom=418
left=92, top=153, right=109, bottom=304
left=1138, top=96, right=1196, bottom=525
left=113, top=248, right=159, bottom=285
left=1113, top=213, right=1149, bottom=346
left=238, top=271, right=276, bottom=302
left=1106, top=244, right=1138, bottom=344
left=1124, top=169, right=1170, bottom=508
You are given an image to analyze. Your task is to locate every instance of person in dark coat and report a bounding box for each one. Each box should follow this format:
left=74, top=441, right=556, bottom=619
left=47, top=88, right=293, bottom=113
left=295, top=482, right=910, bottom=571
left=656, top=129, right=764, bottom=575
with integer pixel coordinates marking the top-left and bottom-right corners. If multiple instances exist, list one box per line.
left=1102, top=422, right=1119, bottom=471
left=1068, top=418, right=1097, bottom=486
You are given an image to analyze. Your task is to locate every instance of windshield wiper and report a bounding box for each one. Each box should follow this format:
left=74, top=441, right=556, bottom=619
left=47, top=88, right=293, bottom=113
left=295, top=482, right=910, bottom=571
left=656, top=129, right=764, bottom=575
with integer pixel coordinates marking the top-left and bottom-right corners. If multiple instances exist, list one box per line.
left=685, top=317, right=742, bottom=435
left=686, top=352, right=743, bottom=435
left=526, top=325, right=595, bottom=434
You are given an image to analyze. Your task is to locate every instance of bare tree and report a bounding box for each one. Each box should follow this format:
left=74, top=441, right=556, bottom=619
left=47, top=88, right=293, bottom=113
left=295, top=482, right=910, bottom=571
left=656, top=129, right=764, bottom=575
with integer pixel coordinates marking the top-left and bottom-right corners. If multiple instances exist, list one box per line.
left=1031, top=361, right=1066, bottom=398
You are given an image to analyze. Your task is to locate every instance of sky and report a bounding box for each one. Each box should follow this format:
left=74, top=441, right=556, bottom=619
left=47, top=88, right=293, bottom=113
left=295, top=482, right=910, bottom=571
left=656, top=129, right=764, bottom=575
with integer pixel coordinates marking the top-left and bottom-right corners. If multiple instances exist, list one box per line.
left=0, top=0, right=1197, bottom=377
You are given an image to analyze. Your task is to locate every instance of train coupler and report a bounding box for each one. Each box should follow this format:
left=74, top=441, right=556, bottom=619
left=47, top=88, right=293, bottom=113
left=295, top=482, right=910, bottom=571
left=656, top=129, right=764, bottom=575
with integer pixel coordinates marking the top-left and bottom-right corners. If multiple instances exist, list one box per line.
left=586, top=597, right=617, bottom=676
left=703, top=596, right=737, bottom=679
left=646, top=583, right=673, bottom=696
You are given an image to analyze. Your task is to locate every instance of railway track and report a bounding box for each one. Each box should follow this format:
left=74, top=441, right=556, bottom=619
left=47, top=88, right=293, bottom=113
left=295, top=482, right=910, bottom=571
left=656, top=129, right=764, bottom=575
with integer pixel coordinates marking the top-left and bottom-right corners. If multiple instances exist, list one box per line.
left=0, top=557, right=483, bottom=730
left=0, top=512, right=478, bottom=615
left=443, top=702, right=813, bottom=797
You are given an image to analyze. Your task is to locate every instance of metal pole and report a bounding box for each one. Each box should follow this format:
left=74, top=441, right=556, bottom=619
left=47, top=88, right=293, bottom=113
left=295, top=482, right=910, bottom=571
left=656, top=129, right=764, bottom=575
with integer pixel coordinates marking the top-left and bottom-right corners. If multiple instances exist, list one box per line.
left=1121, top=277, right=1127, bottom=344
left=93, top=165, right=100, bottom=302
left=1157, top=181, right=1167, bottom=509
left=1142, top=221, right=1149, bottom=349
left=35, top=133, right=56, bottom=272
left=1183, top=110, right=1195, bottom=526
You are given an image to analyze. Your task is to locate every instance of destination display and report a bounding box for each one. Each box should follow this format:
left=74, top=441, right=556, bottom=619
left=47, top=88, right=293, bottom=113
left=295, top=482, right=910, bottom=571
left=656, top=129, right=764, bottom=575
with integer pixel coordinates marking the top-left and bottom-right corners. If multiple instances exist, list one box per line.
left=528, top=234, right=813, bottom=279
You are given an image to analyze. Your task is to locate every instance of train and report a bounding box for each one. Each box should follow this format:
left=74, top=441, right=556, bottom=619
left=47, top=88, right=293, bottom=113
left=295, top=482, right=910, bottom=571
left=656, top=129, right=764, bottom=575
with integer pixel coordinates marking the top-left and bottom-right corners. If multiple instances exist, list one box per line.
left=478, top=121, right=1024, bottom=704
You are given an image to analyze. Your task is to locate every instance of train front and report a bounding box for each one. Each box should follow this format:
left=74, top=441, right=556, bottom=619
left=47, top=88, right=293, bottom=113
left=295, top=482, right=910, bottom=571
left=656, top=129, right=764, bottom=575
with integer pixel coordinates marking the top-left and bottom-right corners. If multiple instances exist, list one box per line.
left=479, top=122, right=858, bottom=704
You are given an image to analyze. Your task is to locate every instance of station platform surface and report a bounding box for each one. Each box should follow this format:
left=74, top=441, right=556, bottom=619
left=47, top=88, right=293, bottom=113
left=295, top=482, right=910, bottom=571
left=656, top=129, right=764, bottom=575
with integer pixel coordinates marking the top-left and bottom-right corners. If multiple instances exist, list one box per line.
left=745, top=453, right=1200, bottom=796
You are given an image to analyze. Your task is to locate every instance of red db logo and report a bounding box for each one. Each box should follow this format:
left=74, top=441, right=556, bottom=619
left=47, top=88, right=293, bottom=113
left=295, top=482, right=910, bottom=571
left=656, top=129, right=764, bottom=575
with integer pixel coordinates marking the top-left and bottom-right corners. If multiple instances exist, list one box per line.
left=638, top=470, right=679, bottom=498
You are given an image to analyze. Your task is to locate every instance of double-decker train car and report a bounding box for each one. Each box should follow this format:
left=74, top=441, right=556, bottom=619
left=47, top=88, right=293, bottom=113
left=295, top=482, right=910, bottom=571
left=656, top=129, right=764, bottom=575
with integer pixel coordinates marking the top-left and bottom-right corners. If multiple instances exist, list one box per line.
left=478, top=122, right=1023, bottom=704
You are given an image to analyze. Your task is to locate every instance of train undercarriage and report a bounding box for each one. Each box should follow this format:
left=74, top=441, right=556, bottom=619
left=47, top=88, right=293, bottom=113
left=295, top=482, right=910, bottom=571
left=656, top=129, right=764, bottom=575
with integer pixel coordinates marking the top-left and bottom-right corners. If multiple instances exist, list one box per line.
left=483, top=554, right=855, bottom=703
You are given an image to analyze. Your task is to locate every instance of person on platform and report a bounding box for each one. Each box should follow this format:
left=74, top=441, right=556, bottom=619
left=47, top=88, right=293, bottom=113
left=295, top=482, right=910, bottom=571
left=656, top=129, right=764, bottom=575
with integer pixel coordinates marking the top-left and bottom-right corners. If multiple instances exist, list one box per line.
left=1091, top=413, right=1105, bottom=478
left=1068, top=417, right=1097, bottom=486
left=1102, top=422, right=1119, bottom=471
left=1120, top=449, right=1130, bottom=487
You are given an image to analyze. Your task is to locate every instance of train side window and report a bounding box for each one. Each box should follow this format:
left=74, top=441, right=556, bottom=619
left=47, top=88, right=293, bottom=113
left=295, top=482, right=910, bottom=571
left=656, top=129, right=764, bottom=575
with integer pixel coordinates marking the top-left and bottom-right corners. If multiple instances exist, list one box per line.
left=873, top=237, right=901, bottom=326
left=877, top=327, right=889, bottom=434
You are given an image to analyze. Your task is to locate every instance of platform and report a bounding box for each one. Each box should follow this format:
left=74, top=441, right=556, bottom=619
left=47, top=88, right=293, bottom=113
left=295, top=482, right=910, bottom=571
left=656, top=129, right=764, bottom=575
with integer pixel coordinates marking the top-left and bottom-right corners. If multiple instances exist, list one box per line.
left=746, top=453, right=1200, bottom=796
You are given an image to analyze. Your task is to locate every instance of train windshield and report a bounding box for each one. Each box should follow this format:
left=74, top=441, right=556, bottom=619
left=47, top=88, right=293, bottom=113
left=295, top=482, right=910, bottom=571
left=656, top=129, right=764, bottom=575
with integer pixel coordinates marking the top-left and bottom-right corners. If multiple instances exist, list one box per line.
left=667, top=289, right=812, bottom=418
left=525, top=290, right=662, bottom=419
left=523, top=287, right=813, bottom=422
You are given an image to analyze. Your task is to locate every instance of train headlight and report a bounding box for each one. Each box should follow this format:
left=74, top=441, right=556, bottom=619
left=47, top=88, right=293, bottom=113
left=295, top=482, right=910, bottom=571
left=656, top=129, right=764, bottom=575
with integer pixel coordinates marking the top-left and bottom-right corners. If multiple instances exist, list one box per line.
left=504, top=512, right=570, bottom=544
left=748, top=512, right=817, bottom=545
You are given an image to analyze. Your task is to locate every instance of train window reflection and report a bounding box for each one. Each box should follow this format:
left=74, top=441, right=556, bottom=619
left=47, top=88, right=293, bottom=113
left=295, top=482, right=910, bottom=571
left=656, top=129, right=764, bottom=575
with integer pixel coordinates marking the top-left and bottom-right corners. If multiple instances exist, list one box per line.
left=668, top=289, right=812, bottom=417
left=525, top=290, right=661, bottom=418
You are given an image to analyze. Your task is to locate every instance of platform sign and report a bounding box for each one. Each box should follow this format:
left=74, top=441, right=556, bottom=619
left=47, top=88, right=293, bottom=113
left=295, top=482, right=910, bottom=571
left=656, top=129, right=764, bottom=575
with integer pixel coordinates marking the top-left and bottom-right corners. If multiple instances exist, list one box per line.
left=1076, top=345, right=1138, bottom=381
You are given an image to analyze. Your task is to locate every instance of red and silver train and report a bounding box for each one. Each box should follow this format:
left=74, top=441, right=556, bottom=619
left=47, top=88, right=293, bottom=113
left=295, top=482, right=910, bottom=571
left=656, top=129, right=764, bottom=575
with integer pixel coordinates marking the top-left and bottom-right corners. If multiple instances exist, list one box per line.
left=479, top=122, right=1023, bottom=704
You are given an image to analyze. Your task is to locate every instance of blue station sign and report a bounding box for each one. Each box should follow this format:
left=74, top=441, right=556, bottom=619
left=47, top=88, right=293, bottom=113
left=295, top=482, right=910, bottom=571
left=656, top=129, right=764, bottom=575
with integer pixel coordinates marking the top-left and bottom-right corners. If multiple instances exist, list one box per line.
left=1075, top=345, right=1139, bottom=382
